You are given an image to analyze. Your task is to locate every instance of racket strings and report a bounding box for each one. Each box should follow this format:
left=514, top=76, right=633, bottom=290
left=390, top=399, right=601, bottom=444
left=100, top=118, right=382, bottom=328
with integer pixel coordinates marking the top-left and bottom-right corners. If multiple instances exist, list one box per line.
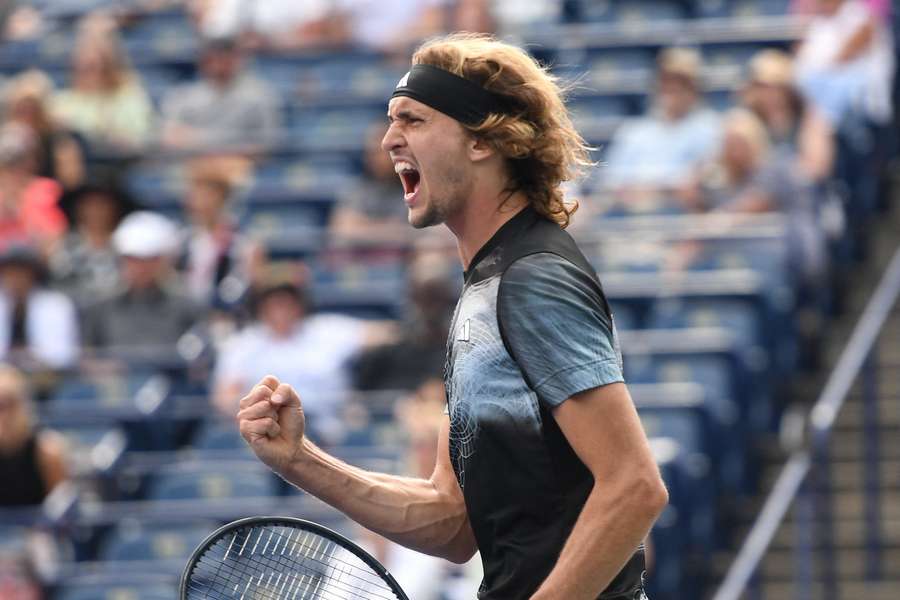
left=191, top=537, right=381, bottom=600
left=190, top=538, right=383, bottom=600
left=191, top=536, right=385, bottom=600
left=186, top=524, right=401, bottom=600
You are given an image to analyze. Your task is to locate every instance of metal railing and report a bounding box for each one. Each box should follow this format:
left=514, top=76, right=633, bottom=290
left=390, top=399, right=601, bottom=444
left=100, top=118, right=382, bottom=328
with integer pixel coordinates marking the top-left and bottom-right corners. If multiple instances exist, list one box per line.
left=713, top=245, right=900, bottom=600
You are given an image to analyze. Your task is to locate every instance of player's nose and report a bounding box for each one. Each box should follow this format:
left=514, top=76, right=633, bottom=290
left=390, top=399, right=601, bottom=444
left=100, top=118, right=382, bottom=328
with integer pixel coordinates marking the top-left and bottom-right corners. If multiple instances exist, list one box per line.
left=381, top=123, right=405, bottom=153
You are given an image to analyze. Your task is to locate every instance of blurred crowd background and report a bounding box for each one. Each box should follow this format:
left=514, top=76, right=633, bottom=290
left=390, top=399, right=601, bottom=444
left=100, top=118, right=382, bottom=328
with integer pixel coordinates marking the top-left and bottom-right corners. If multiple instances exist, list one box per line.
left=0, top=0, right=896, bottom=599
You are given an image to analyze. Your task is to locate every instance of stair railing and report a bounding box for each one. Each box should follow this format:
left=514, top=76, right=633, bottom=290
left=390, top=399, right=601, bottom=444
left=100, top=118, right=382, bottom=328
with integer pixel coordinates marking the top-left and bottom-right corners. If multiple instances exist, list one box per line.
left=713, top=246, right=900, bottom=600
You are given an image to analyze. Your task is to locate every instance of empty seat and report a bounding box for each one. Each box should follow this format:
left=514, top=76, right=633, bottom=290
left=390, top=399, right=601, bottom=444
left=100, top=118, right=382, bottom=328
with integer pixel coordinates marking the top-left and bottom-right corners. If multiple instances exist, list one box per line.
left=54, top=581, right=176, bottom=600
left=190, top=420, right=250, bottom=453
left=587, top=48, right=657, bottom=84
left=648, top=298, right=761, bottom=351
left=97, top=520, right=214, bottom=562
left=574, top=0, right=687, bottom=24
left=146, top=462, right=278, bottom=500
left=695, top=0, right=791, bottom=18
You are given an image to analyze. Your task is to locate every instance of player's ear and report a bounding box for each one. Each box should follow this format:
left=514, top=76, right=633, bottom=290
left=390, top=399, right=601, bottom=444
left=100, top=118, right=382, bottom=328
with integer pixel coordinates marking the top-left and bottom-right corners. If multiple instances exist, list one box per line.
left=467, top=135, right=495, bottom=163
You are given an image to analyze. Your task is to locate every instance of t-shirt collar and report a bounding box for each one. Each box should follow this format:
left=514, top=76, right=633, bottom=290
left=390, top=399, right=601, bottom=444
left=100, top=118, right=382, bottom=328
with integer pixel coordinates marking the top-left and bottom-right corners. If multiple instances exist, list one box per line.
left=463, top=205, right=537, bottom=283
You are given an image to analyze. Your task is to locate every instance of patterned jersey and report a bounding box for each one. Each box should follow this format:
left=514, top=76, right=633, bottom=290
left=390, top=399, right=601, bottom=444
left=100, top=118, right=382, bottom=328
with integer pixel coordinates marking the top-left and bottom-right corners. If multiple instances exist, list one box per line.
left=444, top=206, right=646, bottom=599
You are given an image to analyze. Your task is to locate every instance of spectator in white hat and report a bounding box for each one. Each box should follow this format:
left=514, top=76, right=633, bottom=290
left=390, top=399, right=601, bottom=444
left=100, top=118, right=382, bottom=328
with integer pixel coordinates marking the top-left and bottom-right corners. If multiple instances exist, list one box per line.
left=80, top=211, right=201, bottom=356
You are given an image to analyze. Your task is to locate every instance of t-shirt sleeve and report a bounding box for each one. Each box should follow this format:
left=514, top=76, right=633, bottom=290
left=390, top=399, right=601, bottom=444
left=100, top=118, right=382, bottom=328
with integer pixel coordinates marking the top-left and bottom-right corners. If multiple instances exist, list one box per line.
left=498, top=252, right=624, bottom=408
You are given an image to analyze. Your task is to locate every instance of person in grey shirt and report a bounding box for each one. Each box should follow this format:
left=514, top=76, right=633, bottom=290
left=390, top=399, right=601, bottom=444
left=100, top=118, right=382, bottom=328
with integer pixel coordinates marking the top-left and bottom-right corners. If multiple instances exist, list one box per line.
left=80, top=211, right=201, bottom=359
left=160, top=37, right=281, bottom=152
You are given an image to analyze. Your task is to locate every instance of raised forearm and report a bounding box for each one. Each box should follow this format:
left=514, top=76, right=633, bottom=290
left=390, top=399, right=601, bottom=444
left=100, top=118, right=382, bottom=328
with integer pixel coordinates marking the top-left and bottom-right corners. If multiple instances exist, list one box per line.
left=282, top=438, right=475, bottom=562
left=531, top=478, right=666, bottom=599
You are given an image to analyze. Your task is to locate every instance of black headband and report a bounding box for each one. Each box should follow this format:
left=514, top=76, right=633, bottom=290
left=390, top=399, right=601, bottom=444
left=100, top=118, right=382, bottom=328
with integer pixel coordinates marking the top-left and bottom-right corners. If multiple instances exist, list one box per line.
left=390, top=64, right=507, bottom=126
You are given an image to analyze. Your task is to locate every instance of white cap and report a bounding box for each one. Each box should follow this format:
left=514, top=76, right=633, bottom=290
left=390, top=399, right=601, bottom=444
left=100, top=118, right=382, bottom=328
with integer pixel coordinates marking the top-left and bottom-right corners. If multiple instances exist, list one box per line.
left=112, top=211, right=179, bottom=258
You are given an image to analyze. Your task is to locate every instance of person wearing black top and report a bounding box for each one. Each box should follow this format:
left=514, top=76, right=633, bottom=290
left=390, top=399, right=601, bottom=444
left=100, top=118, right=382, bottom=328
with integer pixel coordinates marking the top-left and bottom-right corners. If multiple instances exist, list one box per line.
left=0, top=365, right=68, bottom=507
left=236, top=34, right=667, bottom=599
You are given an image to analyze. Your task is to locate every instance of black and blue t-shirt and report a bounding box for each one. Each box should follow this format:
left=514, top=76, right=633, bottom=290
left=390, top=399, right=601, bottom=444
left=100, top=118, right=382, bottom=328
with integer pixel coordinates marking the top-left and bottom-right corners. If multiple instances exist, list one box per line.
left=444, top=206, right=645, bottom=599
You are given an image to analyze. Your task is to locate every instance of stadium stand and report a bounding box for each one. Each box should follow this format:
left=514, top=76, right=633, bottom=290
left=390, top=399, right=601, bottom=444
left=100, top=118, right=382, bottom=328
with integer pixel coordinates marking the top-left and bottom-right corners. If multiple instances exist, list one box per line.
left=0, top=0, right=895, bottom=599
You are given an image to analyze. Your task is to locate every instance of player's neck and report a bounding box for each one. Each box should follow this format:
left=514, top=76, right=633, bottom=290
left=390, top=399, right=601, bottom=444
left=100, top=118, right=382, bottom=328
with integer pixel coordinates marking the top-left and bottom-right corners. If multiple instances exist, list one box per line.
left=448, top=190, right=529, bottom=270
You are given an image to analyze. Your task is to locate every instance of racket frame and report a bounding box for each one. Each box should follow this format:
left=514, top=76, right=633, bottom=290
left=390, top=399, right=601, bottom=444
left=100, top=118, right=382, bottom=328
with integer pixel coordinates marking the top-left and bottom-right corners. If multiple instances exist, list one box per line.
left=179, top=515, right=410, bottom=600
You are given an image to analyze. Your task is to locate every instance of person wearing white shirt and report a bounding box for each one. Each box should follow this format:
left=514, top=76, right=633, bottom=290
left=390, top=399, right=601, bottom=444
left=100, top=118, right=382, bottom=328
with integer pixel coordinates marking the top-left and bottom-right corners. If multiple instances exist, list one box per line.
left=213, top=282, right=375, bottom=442
left=795, top=0, right=895, bottom=125
left=0, top=245, right=78, bottom=370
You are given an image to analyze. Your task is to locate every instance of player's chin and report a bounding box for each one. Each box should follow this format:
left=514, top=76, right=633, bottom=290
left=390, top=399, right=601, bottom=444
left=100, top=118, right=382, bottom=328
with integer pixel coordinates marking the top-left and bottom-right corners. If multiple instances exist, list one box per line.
left=407, top=200, right=440, bottom=230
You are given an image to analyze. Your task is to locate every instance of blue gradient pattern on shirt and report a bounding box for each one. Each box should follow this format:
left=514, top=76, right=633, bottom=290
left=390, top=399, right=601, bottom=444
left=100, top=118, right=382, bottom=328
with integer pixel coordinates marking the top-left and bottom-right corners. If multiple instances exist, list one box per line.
left=441, top=206, right=645, bottom=599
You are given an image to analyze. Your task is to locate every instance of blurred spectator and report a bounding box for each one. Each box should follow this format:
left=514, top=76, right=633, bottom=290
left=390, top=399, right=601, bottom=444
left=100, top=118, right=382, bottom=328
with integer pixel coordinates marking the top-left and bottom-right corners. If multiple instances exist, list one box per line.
left=81, top=211, right=200, bottom=354
left=160, top=36, right=281, bottom=151
left=451, top=0, right=495, bottom=35
left=193, top=0, right=344, bottom=49
left=741, top=49, right=835, bottom=183
left=0, top=124, right=66, bottom=252
left=329, top=123, right=408, bottom=241
left=178, top=157, right=262, bottom=309
left=4, top=70, right=85, bottom=190
left=51, top=18, right=154, bottom=155
left=681, top=109, right=825, bottom=283
left=1, top=3, right=43, bottom=42
left=794, top=0, right=895, bottom=126
left=492, top=0, right=558, bottom=32
left=0, top=551, right=41, bottom=600
left=0, top=364, right=68, bottom=507
left=335, top=0, right=449, bottom=53
left=0, top=246, right=78, bottom=371
left=353, top=254, right=456, bottom=391
left=213, top=277, right=391, bottom=441
left=603, top=47, right=721, bottom=198
left=49, top=173, right=137, bottom=305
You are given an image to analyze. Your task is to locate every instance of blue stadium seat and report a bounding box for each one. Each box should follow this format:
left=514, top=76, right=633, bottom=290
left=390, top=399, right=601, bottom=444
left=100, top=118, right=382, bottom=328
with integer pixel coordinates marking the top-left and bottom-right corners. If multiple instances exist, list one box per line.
left=569, top=95, right=632, bottom=120
left=574, top=0, right=687, bottom=24
left=97, top=520, right=214, bottom=562
left=287, top=107, right=384, bottom=152
left=648, top=298, right=761, bottom=350
left=55, top=582, right=176, bottom=600
left=311, top=258, right=407, bottom=319
left=120, top=10, right=198, bottom=62
left=639, top=407, right=716, bottom=551
left=616, top=0, right=688, bottom=25
left=694, top=0, right=791, bottom=18
left=609, top=302, right=638, bottom=331
left=191, top=420, right=250, bottom=453
left=648, top=437, right=702, bottom=598
left=146, top=462, right=279, bottom=500
left=701, top=43, right=769, bottom=71
left=587, top=48, right=657, bottom=83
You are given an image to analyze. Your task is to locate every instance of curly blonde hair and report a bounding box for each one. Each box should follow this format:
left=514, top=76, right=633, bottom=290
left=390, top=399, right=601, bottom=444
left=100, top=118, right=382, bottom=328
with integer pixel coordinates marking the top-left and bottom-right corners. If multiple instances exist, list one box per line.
left=411, top=33, right=591, bottom=228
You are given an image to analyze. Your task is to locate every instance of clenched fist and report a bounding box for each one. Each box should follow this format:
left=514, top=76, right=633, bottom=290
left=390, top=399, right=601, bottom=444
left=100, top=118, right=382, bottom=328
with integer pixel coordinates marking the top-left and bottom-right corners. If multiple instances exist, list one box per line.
left=236, top=375, right=306, bottom=475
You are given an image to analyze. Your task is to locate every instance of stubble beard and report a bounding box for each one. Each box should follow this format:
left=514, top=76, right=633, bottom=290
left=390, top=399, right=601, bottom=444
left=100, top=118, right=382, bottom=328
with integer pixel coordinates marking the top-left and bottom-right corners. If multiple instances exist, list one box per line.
left=408, top=164, right=469, bottom=230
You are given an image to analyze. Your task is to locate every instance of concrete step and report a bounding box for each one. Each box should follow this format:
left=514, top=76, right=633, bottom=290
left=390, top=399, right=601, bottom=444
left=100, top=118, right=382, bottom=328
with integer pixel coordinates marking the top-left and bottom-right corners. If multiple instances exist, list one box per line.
left=751, top=580, right=900, bottom=600
left=836, top=402, right=900, bottom=428
left=759, top=547, right=900, bottom=579
left=829, top=432, right=900, bottom=460
left=759, top=460, right=900, bottom=492
left=740, top=490, right=900, bottom=525
left=768, top=518, right=900, bottom=549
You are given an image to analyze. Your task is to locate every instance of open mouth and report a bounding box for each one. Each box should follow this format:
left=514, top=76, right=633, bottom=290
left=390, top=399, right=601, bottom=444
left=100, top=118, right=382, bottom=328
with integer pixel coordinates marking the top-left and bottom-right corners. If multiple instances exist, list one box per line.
left=394, top=160, right=421, bottom=202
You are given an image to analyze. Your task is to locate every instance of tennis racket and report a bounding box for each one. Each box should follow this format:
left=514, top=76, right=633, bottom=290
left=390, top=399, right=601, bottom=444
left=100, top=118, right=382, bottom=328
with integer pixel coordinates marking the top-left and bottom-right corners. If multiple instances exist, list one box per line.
left=180, top=516, right=410, bottom=600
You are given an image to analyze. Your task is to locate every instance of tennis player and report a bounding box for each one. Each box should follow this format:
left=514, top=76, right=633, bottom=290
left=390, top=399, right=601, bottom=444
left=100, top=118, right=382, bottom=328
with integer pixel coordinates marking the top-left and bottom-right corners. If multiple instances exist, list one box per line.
left=238, top=34, right=668, bottom=599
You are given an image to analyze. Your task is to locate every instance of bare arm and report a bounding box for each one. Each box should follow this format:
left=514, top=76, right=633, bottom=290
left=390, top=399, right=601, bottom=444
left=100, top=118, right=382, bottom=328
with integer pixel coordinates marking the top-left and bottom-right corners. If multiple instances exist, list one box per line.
left=36, top=431, right=69, bottom=493
left=835, top=16, right=876, bottom=64
left=238, top=376, right=477, bottom=563
left=530, top=383, right=668, bottom=599
left=798, top=108, right=835, bottom=182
